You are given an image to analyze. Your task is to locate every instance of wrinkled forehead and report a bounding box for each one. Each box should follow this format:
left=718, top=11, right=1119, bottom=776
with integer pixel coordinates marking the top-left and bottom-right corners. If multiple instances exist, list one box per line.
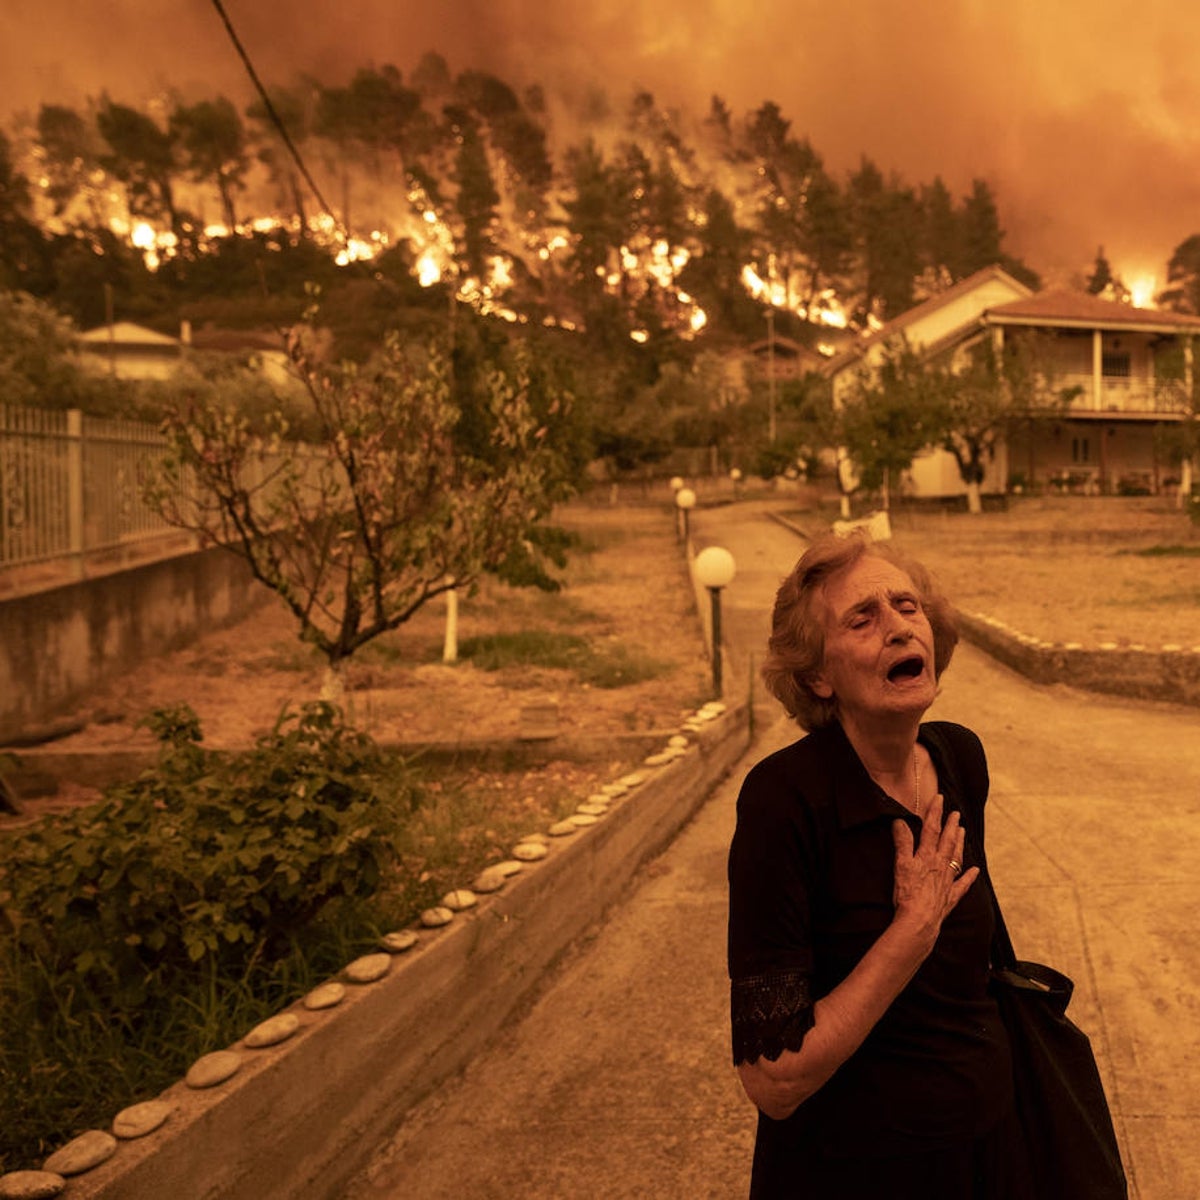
left=818, top=554, right=920, bottom=624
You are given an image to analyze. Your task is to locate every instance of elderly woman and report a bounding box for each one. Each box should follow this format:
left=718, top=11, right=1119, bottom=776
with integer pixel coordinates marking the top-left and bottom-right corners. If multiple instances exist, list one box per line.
left=727, top=531, right=1033, bottom=1199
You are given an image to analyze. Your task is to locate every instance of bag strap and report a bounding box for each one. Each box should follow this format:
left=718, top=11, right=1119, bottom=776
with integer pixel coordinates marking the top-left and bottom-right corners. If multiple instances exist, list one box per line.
left=980, top=857, right=1019, bottom=971
left=922, top=723, right=1018, bottom=971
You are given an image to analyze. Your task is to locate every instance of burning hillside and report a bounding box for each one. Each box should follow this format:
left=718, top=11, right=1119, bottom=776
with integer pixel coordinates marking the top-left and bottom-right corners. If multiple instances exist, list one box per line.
left=4, top=55, right=1037, bottom=349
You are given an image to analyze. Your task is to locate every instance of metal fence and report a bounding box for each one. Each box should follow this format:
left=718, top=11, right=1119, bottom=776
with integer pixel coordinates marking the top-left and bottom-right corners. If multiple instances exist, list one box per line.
left=0, top=404, right=189, bottom=578
left=0, top=404, right=337, bottom=589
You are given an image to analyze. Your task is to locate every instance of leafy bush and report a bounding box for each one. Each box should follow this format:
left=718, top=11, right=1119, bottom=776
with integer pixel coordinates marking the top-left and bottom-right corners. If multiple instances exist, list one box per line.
left=752, top=444, right=798, bottom=481
left=0, top=702, right=410, bottom=1010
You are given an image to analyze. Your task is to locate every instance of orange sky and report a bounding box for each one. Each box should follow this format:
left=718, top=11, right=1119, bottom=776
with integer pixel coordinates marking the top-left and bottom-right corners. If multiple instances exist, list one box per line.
left=3, top=0, right=1199, bottom=290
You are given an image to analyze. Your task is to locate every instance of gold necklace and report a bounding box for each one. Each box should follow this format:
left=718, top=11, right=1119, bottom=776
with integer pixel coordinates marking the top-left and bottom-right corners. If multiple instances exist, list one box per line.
left=912, top=747, right=923, bottom=817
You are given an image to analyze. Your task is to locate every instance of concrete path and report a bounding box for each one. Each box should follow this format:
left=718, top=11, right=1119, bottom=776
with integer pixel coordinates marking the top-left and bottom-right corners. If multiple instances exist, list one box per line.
left=346, top=501, right=1199, bottom=1200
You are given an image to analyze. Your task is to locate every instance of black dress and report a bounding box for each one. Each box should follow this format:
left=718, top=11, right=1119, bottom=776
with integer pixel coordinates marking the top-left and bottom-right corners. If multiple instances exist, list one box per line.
left=727, top=721, right=1033, bottom=1199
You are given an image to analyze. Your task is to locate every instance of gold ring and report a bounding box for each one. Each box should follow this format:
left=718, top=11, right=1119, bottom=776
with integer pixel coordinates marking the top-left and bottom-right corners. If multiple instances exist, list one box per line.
left=948, top=859, right=962, bottom=874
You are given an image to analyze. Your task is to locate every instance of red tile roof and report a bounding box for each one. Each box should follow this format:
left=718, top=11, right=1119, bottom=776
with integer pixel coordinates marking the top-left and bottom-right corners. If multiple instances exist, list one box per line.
left=823, top=264, right=1032, bottom=374
left=987, top=289, right=1200, bottom=332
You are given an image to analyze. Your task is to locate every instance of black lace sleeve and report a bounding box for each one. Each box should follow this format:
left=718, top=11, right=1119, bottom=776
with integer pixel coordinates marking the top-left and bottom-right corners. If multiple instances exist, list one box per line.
left=731, top=968, right=816, bottom=1065
left=727, top=752, right=821, bottom=1067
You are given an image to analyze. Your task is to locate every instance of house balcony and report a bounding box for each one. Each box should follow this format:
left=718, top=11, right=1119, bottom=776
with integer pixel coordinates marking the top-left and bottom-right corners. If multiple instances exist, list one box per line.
left=1056, top=373, right=1190, bottom=418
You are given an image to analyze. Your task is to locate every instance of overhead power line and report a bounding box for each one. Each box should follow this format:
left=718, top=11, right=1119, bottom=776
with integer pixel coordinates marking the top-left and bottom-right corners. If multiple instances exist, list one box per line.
left=207, top=0, right=343, bottom=236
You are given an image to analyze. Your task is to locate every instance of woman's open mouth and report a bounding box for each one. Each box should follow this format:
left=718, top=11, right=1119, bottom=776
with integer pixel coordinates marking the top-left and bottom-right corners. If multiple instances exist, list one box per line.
left=886, top=655, right=926, bottom=683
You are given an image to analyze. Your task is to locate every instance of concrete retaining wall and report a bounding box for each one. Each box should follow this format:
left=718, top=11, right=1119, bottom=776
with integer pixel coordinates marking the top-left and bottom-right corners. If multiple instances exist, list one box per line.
left=60, top=703, right=750, bottom=1200
left=957, top=610, right=1200, bottom=708
left=0, top=548, right=269, bottom=744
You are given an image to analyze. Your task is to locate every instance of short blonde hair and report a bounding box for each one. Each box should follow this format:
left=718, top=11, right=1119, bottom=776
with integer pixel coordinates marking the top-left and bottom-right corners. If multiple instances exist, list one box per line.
left=761, top=531, right=958, bottom=730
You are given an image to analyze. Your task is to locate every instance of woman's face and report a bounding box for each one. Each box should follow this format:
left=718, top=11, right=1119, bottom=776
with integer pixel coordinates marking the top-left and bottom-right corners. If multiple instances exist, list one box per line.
left=811, top=554, right=937, bottom=728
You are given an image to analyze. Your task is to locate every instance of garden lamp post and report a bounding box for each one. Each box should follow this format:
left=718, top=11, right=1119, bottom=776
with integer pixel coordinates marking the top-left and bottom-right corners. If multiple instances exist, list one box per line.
left=694, top=545, right=736, bottom=697
left=675, top=486, right=696, bottom=544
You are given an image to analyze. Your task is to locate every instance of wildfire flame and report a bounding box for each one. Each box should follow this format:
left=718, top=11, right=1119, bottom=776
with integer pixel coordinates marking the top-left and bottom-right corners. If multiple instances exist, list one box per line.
left=1129, top=274, right=1157, bottom=309
left=742, top=267, right=848, bottom=328
left=64, top=146, right=830, bottom=343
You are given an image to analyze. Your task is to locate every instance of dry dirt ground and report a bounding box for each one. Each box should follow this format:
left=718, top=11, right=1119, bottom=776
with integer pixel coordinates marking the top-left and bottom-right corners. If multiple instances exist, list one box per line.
left=885, top=495, right=1200, bottom=650
left=57, top=503, right=711, bottom=748
left=3, top=502, right=713, bottom=824
left=7, top=493, right=1199, bottom=828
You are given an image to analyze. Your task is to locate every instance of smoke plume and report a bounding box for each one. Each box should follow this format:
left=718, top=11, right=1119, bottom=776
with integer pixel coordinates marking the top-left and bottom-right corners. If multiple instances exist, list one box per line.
left=4, top=0, right=1200, bottom=285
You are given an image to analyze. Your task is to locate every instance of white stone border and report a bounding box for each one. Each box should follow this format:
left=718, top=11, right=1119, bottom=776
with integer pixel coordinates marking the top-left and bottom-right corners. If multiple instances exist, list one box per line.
left=957, top=609, right=1200, bottom=707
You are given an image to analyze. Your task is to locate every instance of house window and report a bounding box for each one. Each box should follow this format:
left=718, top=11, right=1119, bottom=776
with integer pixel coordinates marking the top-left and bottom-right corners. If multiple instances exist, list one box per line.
left=1072, top=437, right=1090, bottom=463
left=1102, top=352, right=1131, bottom=378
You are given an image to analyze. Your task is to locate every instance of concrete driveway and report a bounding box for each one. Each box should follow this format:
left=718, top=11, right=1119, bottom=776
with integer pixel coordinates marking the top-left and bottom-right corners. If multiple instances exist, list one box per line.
left=346, top=500, right=1199, bottom=1199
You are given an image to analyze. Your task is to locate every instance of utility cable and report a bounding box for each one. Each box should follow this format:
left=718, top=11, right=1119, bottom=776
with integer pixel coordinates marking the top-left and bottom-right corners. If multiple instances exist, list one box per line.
left=207, top=0, right=344, bottom=238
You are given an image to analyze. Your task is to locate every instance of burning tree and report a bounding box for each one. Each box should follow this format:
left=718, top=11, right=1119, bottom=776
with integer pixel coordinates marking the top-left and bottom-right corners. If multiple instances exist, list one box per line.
left=145, top=309, right=572, bottom=696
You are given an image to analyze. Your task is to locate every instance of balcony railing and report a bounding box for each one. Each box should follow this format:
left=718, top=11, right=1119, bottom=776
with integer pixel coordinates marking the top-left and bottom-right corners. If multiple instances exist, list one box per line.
left=1056, top=372, right=1190, bottom=415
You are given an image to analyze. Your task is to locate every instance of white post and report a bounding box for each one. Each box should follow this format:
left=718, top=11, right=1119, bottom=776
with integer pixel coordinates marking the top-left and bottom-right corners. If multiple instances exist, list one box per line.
left=67, top=409, right=85, bottom=579
left=443, top=587, right=459, bottom=663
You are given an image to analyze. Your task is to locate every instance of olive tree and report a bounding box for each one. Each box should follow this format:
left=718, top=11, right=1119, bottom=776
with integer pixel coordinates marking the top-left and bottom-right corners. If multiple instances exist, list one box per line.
left=1152, top=341, right=1200, bottom=510
left=834, top=332, right=1074, bottom=514
left=930, top=332, right=1076, bottom=513
left=831, top=341, right=941, bottom=511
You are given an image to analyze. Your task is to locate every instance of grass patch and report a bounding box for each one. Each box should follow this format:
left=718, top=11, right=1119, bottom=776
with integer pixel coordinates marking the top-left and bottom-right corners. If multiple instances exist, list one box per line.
left=0, top=899, right=397, bottom=1173
left=463, top=583, right=601, bottom=628
left=392, top=757, right=594, bottom=902
left=254, top=641, right=323, bottom=672
left=453, top=630, right=670, bottom=688
left=1120, top=544, right=1200, bottom=558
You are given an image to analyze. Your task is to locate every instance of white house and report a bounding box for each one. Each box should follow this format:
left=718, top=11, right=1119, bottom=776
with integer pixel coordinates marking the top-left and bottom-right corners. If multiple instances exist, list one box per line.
left=77, top=321, right=299, bottom=393
left=825, top=265, right=1200, bottom=501
left=76, top=321, right=183, bottom=381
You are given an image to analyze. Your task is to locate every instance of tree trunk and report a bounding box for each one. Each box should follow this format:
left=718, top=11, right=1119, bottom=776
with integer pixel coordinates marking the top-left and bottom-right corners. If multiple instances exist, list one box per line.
left=966, top=480, right=983, bottom=515
left=218, top=174, right=236, bottom=231
left=836, top=448, right=854, bottom=519
left=320, top=661, right=346, bottom=705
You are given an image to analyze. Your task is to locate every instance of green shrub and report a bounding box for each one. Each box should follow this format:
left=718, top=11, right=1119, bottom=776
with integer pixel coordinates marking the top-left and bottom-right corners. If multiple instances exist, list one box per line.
left=0, top=702, right=410, bottom=1010
left=753, top=444, right=798, bottom=481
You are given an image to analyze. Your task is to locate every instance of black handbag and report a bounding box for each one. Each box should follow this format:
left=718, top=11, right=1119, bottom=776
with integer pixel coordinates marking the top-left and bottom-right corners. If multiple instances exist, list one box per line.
left=985, top=876, right=1128, bottom=1199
